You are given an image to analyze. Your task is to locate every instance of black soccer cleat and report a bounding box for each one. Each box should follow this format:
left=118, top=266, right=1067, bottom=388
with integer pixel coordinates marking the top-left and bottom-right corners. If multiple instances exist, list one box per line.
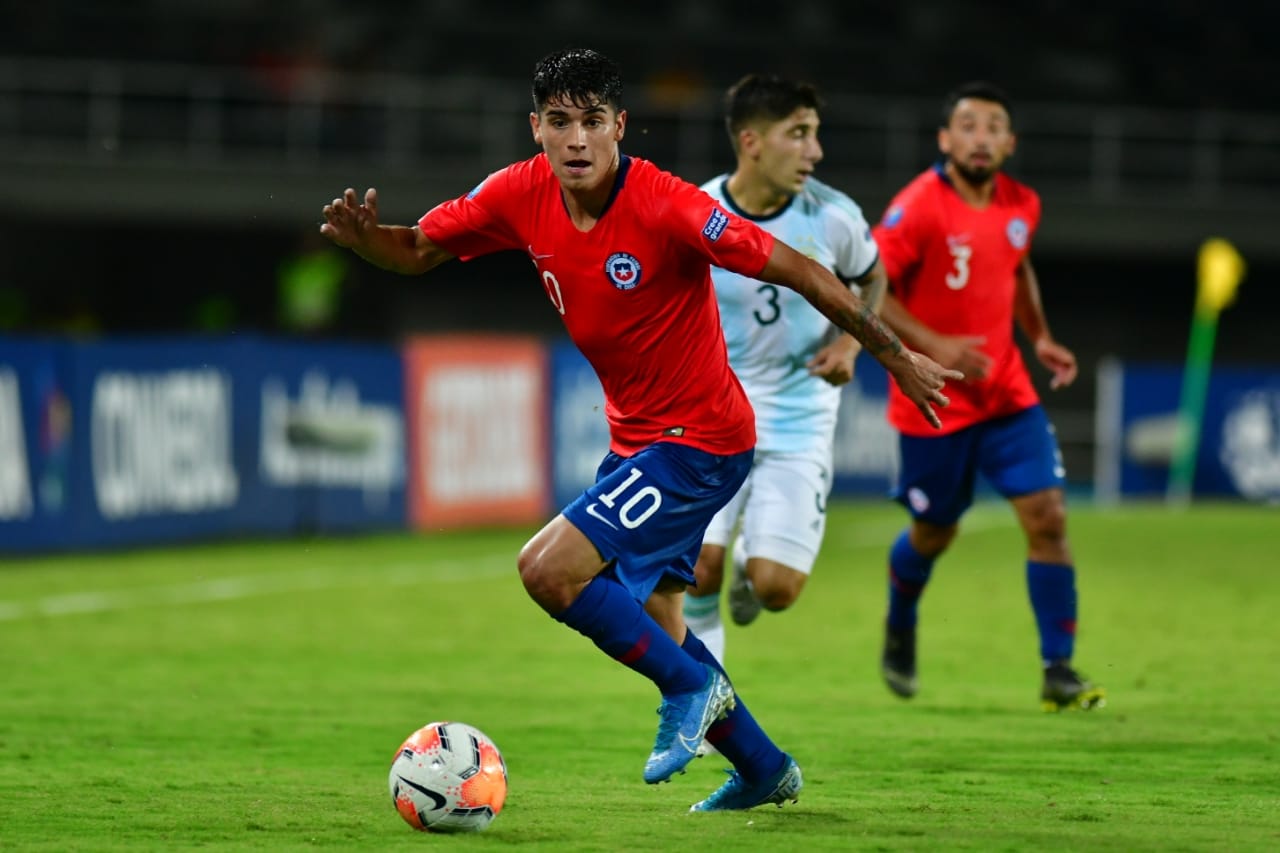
left=1041, top=659, right=1106, bottom=711
left=881, top=623, right=918, bottom=699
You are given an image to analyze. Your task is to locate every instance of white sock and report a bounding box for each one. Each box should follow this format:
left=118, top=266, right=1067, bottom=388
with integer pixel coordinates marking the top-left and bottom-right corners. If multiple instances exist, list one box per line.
left=683, top=592, right=726, bottom=666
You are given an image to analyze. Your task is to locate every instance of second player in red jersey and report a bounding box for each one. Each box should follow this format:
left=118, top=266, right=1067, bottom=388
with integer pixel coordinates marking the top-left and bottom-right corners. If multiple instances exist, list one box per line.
left=873, top=164, right=1042, bottom=436
left=870, top=81, right=1103, bottom=714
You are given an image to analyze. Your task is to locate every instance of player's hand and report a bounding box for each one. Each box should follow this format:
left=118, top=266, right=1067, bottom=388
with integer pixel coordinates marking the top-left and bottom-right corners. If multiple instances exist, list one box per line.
left=1034, top=337, right=1077, bottom=390
left=887, top=349, right=963, bottom=430
left=930, top=334, right=992, bottom=382
left=320, top=187, right=381, bottom=249
left=807, top=338, right=860, bottom=386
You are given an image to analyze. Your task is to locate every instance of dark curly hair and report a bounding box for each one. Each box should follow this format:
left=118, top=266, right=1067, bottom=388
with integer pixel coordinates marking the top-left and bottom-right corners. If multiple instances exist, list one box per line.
left=723, top=73, right=824, bottom=148
left=531, top=48, right=623, bottom=113
left=940, top=81, right=1014, bottom=129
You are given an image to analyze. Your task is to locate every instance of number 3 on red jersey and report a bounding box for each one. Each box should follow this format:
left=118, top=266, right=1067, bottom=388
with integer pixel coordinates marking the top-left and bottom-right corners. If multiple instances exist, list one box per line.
left=946, top=243, right=971, bottom=290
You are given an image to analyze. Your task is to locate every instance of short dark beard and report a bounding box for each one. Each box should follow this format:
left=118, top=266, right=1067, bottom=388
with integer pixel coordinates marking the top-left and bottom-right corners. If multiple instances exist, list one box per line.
left=950, top=159, right=997, bottom=188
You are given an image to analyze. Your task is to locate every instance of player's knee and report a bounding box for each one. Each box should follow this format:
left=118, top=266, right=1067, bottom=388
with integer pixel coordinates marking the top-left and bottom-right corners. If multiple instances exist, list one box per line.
left=911, top=522, right=957, bottom=556
left=1024, top=498, right=1068, bottom=542
left=516, top=540, right=539, bottom=582
left=517, top=544, right=573, bottom=612
left=758, top=586, right=799, bottom=612
left=1019, top=497, right=1071, bottom=562
left=755, top=568, right=807, bottom=612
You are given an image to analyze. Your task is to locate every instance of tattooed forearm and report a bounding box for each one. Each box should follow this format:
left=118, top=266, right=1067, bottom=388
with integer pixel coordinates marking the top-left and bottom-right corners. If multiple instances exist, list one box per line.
left=839, top=303, right=904, bottom=357
left=763, top=243, right=905, bottom=360
left=803, top=271, right=904, bottom=357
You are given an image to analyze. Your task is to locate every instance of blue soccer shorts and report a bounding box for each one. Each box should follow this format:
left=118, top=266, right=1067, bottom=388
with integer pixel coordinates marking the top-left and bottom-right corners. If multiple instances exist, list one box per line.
left=563, top=441, right=753, bottom=603
left=893, top=404, right=1066, bottom=526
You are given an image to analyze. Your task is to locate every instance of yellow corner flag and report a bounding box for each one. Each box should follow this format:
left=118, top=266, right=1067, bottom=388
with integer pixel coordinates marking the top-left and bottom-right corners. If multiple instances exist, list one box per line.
left=1195, top=238, right=1246, bottom=316
left=1168, top=238, right=1247, bottom=505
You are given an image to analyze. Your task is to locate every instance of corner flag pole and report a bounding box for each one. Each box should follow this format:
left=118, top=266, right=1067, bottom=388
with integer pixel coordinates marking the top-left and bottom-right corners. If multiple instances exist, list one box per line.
left=1166, top=238, right=1245, bottom=506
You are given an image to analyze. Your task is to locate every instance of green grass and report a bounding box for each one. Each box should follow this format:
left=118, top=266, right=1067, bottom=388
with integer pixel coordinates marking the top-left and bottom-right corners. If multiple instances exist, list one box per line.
left=1, top=501, right=1277, bottom=851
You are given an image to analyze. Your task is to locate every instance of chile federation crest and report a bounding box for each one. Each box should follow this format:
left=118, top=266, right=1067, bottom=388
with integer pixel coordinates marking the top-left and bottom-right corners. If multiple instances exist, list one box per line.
left=605, top=252, right=642, bottom=290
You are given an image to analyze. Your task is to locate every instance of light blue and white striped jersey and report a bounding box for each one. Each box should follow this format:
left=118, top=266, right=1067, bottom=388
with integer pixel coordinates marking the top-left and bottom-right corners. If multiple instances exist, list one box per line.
left=701, top=174, right=879, bottom=453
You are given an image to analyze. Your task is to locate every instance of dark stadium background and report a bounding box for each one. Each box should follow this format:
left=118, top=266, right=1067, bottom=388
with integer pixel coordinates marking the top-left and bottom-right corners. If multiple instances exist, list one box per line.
left=2, top=0, right=1276, bottom=479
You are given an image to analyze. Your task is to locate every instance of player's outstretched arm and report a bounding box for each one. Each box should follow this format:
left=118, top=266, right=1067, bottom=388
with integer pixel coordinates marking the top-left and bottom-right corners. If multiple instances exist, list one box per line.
left=320, top=187, right=454, bottom=275
left=760, top=240, right=962, bottom=428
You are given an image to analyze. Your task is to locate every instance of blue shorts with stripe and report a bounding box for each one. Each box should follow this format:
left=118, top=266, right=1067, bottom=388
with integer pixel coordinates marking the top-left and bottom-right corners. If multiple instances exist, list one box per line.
left=563, top=442, right=753, bottom=603
left=893, top=404, right=1065, bottom=526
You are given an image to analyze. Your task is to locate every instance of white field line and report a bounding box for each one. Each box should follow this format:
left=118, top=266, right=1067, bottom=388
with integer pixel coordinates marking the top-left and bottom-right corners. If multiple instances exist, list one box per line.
left=0, top=552, right=514, bottom=623
left=0, top=512, right=1019, bottom=623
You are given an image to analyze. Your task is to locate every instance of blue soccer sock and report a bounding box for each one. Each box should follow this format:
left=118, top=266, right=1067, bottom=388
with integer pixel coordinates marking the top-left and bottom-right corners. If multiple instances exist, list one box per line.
left=1026, top=560, right=1077, bottom=664
left=555, top=573, right=706, bottom=696
left=681, top=631, right=786, bottom=785
left=887, top=529, right=935, bottom=629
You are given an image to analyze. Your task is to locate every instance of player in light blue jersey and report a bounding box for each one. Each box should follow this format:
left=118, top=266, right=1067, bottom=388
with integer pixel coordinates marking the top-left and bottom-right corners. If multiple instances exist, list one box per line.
left=683, top=74, right=888, bottom=671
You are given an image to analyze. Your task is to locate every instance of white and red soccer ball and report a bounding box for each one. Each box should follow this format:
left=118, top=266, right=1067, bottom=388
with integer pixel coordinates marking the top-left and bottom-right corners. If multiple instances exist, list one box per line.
left=388, top=721, right=508, bottom=833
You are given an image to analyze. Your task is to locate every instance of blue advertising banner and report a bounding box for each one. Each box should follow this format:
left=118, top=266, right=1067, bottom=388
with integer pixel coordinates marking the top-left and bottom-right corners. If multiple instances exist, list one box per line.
left=1, top=335, right=406, bottom=554
left=64, top=337, right=252, bottom=548
left=243, top=339, right=406, bottom=533
left=1095, top=360, right=1280, bottom=501
left=0, top=338, right=72, bottom=552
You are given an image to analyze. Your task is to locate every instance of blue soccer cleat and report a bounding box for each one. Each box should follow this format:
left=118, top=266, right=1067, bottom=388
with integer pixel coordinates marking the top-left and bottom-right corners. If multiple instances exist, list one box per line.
left=689, top=753, right=803, bottom=812
left=643, top=664, right=736, bottom=784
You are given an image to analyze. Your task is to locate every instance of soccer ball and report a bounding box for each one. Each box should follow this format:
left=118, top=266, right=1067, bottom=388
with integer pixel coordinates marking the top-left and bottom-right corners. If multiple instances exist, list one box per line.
left=388, top=721, right=508, bottom=833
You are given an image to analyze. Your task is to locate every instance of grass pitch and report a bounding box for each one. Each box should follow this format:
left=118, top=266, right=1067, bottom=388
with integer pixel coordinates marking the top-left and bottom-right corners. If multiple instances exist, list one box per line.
left=1, top=501, right=1277, bottom=851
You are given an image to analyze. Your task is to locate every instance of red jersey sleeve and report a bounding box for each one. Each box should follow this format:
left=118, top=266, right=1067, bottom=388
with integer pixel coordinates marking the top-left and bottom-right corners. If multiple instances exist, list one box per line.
left=417, top=166, right=524, bottom=261
left=656, top=170, right=775, bottom=277
left=871, top=187, right=929, bottom=298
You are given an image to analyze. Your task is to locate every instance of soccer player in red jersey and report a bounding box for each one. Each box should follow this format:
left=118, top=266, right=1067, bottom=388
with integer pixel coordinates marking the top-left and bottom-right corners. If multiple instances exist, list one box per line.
left=872, top=82, right=1105, bottom=711
left=321, top=48, right=958, bottom=810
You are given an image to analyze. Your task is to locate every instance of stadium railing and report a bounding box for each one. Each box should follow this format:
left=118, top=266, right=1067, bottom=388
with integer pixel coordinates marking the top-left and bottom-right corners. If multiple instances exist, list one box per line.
left=2, top=57, right=1278, bottom=239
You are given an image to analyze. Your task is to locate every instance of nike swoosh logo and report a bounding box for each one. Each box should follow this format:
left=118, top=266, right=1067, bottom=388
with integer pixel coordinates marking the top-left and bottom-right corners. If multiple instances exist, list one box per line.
left=527, top=244, right=554, bottom=260
left=395, top=775, right=447, bottom=810
left=677, top=733, right=701, bottom=754
left=585, top=502, right=617, bottom=530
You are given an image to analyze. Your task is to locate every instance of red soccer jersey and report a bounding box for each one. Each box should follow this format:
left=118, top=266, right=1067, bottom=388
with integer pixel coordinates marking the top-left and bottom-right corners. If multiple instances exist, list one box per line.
left=873, top=165, right=1042, bottom=436
left=419, top=153, right=773, bottom=457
